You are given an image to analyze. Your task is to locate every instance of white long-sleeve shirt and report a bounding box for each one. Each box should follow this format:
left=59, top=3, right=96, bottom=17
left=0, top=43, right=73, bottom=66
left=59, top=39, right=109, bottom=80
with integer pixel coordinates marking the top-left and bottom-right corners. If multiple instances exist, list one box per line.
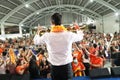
left=34, top=31, right=84, bottom=66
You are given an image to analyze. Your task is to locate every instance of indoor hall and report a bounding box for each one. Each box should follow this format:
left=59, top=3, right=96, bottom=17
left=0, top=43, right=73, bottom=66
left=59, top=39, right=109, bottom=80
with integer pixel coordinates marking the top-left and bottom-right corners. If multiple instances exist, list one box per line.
left=0, top=0, right=120, bottom=80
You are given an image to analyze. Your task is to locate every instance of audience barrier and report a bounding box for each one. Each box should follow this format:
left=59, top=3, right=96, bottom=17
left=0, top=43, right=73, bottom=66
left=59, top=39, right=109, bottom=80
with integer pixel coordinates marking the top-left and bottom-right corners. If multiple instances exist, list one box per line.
left=34, top=77, right=120, bottom=80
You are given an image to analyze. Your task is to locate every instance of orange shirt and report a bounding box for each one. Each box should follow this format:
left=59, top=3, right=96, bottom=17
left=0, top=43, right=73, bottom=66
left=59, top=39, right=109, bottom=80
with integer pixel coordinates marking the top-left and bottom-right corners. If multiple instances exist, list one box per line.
left=38, top=54, right=43, bottom=61
left=0, top=48, right=3, bottom=54
left=16, top=64, right=28, bottom=74
left=90, top=54, right=103, bottom=68
left=89, top=47, right=99, bottom=54
left=72, top=62, right=85, bottom=72
left=16, top=66, right=24, bottom=74
left=89, top=47, right=95, bottom=54
left=36, top=54, right=44, bottom=66
left=72, top=50, right=83, bottom=62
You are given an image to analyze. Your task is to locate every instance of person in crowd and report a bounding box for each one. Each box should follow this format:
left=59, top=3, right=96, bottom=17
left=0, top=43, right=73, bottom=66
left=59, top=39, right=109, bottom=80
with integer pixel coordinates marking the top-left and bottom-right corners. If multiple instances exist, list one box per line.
left=72, top=57, right=85, bottom=77
left=89, top=43, right=99, bottom=55
left=8, top=45, right=17, bottom=65
left=81, top=43, right=90, bottom=76
left=36, top=49, right=45, bottom=66
left=0, top=43, right=4, bottom=54
left=0, top=54, right=6, bottom=74
left=40, top=56, right=51, bottom=78
left=29, top=50, right=40, bottom=79
left=6, top=58, right=16, bottom=74
left=33, top=13, right=84, bottom=80
left=15, top=59, right=29, bottom=75
left=72, top=43, right=83, bottom=63
left=82, top=44, right=105, bottom=69
left=110, top=41, right=120, bottom=67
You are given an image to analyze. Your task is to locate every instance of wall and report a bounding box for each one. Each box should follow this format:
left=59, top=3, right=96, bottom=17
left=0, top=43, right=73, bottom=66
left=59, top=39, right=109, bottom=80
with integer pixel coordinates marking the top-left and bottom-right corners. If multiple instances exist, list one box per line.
left=0, top=23, right=23, bottom=39
left=95, top=13, right=119, bottom=33
left=34, top=12, right=83, bottom=27
left=3, top=34, right=22, bottom=39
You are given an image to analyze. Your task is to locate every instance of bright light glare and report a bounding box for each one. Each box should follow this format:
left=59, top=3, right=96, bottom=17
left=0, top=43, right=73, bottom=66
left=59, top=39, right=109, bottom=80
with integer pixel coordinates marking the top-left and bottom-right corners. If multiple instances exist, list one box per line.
left=90, top=0, right=93, bottom=2
left=37, top=12, right=39, bottom=14
left=115, top=12, right=119, bottom=16
left=21, top=24, right=24, bottom=26
left=25, top=4, right=29, bottom=8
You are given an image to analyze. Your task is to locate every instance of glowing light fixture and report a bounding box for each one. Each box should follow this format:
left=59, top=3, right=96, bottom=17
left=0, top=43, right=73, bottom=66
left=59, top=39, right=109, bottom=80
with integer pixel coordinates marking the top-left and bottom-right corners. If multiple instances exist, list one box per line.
left=36, top=12, right=39, bottom=14
left=25, top=4, right=29, bottom=8
left=115, top=12, right=119, bottom=16
left=90, top=0, right=93, bottom=2
left=21, top=24, right=24, bottom=26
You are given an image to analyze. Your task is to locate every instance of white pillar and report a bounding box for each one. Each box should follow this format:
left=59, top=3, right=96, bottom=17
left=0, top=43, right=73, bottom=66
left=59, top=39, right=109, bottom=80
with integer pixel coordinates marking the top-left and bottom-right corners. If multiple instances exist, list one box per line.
left=102, top=16, right=104, bottom=33
left=19, top=25, right=23, bottom=37
left=119, top=15, right=120, bottom=33
left=29, top=28, right=32, bottom=35
left=1, top=23, right=5, bottom=36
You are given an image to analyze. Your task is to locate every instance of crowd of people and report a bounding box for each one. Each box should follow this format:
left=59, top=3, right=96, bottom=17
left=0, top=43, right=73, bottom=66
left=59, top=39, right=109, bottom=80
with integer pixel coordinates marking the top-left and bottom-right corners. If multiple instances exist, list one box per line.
left=0, top=27, right=120, bottom=79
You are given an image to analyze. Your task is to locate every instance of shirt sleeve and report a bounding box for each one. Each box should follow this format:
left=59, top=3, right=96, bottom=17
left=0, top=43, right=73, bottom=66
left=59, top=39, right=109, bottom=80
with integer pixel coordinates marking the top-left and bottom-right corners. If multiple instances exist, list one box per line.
left=33, top=34, right=46, bottom=45
left=71, top=30, right=84, bottom=42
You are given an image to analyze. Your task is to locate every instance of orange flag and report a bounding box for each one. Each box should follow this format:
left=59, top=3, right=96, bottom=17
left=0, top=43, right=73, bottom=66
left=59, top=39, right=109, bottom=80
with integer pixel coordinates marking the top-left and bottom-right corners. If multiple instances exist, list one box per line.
left=9, top=48, right=16, bottom=65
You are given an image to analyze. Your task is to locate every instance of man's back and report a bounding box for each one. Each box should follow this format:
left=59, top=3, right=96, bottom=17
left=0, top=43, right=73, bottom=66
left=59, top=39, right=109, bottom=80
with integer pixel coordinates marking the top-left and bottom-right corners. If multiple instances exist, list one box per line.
left=44, top=31, right=73, bottom=66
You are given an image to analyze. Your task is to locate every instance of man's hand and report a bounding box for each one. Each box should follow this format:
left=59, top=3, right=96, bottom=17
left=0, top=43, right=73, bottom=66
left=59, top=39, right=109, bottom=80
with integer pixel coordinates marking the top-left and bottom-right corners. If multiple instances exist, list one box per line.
left=37, top=26, right=43, bottom=35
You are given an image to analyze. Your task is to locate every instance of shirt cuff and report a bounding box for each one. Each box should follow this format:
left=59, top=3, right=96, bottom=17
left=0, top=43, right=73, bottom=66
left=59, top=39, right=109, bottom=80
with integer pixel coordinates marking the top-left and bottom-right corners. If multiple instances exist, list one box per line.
left=77, top=30, right=84, bottom=36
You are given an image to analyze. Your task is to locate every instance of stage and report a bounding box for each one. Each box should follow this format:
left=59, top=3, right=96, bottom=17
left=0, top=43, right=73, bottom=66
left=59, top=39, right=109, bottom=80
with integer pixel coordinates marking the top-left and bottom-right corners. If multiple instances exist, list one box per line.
left=34, top=76, right=120, bottom=80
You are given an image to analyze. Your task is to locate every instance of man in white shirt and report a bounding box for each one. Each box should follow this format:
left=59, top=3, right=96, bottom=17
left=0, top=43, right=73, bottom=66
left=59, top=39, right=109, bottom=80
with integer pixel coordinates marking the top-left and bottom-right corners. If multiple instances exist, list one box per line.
left=34, top=13, right=84, bottom=80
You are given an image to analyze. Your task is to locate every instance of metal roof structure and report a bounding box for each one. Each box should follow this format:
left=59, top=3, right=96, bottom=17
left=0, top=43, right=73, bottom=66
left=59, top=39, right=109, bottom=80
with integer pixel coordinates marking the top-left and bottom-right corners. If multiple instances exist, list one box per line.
left=0, top=0, right=120, bottom=27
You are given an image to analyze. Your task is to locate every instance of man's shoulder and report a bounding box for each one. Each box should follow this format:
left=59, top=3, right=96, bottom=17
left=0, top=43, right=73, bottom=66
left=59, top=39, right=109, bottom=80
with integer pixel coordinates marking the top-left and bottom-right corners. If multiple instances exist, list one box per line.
left=63, top=31, right=73, bottom=34
left=45, top=31, right=73, bottom=35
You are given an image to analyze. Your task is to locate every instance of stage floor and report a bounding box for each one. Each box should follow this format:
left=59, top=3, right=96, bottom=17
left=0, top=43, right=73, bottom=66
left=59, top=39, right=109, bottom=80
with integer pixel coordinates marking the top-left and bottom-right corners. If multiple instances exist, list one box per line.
left=34, top=76, right=120, bottom=80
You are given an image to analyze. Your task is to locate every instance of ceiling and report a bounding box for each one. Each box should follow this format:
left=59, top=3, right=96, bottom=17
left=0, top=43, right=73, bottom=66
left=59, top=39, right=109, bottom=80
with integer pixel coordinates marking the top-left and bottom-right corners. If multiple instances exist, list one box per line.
left=0, top=0, right=120, bottom=27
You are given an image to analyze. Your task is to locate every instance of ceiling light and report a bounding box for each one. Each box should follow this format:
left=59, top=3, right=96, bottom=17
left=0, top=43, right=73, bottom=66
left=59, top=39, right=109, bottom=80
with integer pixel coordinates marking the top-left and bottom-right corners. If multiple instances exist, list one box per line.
left=34, top=27, right=37, bottom=29
left=36, top=12, right=39, bottom=14
left=25, top=4, right=29, bottom=8
left=24, top=29, right=26, bottom=32
left=81, top=9, right=84, bottom=11
left=21, top=24, right=24, bottom=26
left=115, top=12, right=119, bottom=16
left=90, top=0, right=93, bottom=2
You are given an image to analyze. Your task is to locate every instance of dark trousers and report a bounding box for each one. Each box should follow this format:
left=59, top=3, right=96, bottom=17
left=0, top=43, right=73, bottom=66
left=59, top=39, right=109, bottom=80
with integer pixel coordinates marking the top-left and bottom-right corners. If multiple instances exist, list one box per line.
left=83, top=63, right=90, bottom=76
left=51, top=63, right=73, bottom=80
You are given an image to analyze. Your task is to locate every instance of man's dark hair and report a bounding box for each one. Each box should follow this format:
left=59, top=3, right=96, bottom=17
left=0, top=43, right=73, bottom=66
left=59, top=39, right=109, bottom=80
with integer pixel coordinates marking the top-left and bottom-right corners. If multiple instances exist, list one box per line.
left=51, top=13, right=62, bottom=25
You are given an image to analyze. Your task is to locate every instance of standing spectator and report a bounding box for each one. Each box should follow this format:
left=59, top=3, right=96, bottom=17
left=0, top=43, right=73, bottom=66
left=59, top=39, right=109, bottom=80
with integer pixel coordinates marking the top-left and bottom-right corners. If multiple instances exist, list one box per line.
left=72, top=57, right=85, bottom=77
